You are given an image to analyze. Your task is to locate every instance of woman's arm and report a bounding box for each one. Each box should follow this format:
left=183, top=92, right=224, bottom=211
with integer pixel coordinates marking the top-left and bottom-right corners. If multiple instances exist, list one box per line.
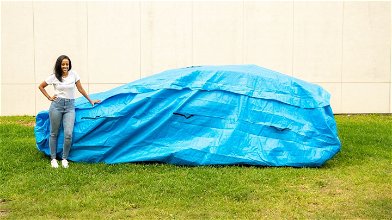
left=76, top=80, right=101, bottom=106
left=38, top=81, right=56, bottom=101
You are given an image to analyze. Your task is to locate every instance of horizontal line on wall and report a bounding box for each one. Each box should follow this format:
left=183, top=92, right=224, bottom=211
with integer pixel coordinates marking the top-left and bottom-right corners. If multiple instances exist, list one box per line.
left=1, top=83, right=127, bottom=85
left=1, top=82, right=392, bottom=85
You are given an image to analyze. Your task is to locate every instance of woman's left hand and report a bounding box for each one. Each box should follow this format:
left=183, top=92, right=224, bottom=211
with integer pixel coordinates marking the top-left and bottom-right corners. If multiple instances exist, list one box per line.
left=90, top=100, right=101, bottom=107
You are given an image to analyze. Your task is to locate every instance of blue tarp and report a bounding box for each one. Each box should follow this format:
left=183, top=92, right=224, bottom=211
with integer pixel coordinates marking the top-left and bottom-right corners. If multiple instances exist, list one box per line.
left=35, top=65, right=341, bottom=167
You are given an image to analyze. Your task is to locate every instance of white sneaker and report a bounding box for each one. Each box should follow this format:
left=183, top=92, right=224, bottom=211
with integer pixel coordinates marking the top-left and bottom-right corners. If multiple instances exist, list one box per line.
left=62, top=159, right=69, bottom=168
left=51, top=159, right=59, bottom=168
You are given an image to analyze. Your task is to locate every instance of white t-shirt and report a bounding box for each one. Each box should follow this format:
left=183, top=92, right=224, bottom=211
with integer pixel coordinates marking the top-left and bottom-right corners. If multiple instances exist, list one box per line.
left=45, top=70, right=80, bottom=99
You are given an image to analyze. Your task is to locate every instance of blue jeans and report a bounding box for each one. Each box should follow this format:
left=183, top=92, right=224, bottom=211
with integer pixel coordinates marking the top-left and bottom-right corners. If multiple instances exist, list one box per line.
left=49, top=98, right=75, bottom=160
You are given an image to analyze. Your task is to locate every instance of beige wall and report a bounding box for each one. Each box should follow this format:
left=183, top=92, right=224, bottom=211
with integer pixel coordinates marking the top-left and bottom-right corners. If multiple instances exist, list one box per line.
left=1, top=1, right=391, bottom=115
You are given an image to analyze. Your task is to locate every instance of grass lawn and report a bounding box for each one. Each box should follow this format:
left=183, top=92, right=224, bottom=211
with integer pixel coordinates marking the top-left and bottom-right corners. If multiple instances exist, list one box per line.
left=0, top=114, right=391, bottom=219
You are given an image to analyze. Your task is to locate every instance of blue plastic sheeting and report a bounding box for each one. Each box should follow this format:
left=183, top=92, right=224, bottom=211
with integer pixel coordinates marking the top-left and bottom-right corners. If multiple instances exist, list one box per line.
left=35, top=65, right=341, bottom=167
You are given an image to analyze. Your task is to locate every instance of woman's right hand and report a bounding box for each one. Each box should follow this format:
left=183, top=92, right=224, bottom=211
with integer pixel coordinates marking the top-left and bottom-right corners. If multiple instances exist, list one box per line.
left=48, top=95, right=57, bottom=101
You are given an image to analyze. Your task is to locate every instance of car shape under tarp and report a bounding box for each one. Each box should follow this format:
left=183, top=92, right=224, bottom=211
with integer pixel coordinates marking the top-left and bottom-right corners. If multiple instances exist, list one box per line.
left=35, top=64, right=341, bottom=167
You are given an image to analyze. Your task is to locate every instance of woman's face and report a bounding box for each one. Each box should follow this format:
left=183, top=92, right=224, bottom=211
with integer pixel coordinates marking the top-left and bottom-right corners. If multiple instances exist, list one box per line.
left=61, top=59, right=70, bottom=74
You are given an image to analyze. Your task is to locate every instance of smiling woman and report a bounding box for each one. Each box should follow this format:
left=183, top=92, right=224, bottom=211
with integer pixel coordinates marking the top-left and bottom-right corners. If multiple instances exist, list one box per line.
left=37, top=55, right=101, bottom=169
left=35, top=64, right=341, bottom=167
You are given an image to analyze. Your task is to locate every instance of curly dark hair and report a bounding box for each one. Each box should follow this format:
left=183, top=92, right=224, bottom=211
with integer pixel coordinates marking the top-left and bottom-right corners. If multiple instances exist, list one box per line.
left=53, top=55, right=72, bottom=82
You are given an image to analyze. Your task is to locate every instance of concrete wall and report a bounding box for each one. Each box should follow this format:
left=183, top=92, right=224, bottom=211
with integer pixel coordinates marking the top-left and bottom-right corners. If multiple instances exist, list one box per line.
left=1, top=1, right=391, bottom=115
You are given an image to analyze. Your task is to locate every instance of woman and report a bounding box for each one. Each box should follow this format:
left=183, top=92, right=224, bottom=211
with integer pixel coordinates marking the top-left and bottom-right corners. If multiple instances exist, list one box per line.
left=38, top=55, right=100, bottom=168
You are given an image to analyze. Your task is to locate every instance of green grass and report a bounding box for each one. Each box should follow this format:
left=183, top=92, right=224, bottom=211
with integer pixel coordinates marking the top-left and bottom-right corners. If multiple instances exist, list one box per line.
left=0, top=115, right=391, bottom=219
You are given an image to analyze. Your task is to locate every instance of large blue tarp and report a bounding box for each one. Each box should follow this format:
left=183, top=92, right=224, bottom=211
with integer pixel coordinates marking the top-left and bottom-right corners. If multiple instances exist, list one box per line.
left=35, top=65, right=341, bottom=167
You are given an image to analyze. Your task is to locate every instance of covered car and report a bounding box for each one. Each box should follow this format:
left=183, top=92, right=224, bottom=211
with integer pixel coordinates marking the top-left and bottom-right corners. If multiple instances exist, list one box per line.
left=35, top=65, right=341, bottom=167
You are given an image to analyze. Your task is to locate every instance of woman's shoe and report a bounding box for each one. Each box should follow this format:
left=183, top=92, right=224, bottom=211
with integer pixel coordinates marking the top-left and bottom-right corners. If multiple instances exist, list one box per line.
left=62, top=159, right=69, bottom=168
left=51, top=159, right=59, bottom=168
